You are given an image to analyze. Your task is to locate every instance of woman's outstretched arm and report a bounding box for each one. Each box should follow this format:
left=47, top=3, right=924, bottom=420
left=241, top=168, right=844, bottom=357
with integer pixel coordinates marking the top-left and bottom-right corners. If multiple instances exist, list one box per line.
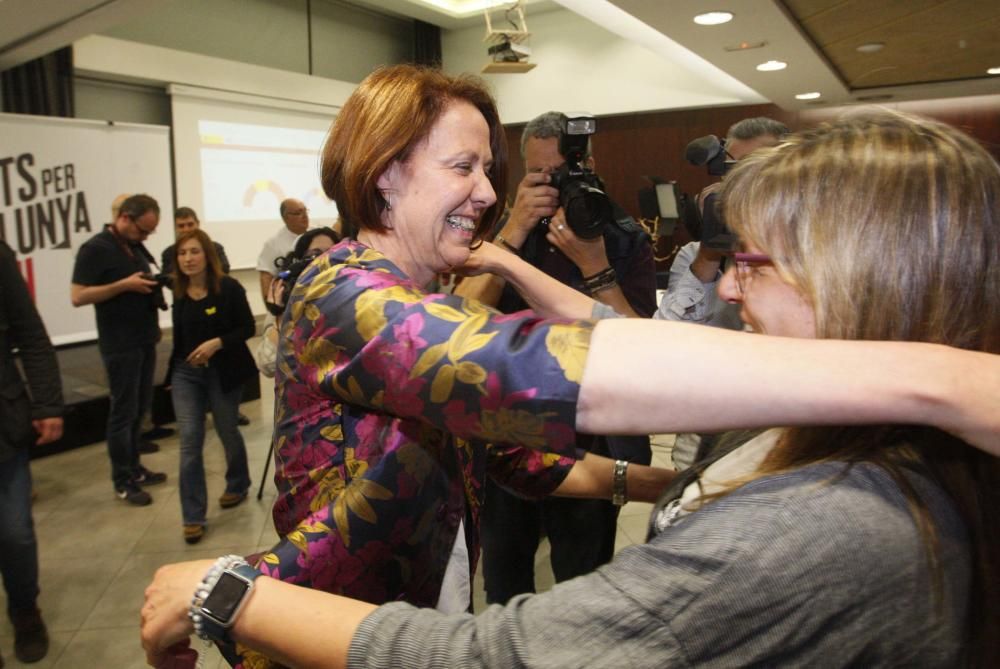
left=576, top=318, right=1000, bottom=455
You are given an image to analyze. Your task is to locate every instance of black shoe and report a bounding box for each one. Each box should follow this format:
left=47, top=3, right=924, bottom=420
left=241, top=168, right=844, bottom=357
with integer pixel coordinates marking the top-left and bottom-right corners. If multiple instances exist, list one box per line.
left=141, top=426, right=175, bottom=440
left=11, top=607, right=49, bottom=663
left=138, top=440, right=160, bottom=454
left=237, top=412, right=250, bottom=426
left=134, top=466, right=167, bottom=486
left=116, top=482, right=152, bottom=506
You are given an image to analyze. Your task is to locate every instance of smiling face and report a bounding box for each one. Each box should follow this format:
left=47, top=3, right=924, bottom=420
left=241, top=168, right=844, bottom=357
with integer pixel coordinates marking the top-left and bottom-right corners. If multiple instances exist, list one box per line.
left=372, top=100, right=496, bottom=285
left=717, top=246, right=816, bottom=338
left=176, top=237, right=207, bottom=279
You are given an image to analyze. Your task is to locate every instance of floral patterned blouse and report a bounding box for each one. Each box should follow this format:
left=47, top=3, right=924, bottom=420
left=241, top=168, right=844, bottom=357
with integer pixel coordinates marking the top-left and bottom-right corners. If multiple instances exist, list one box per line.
left=228, top=241, right=592, bottom=667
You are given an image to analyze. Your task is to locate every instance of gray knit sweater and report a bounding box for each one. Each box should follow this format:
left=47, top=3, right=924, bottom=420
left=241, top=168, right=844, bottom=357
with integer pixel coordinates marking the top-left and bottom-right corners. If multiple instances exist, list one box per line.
left=348, top=461, right=969, bottom=668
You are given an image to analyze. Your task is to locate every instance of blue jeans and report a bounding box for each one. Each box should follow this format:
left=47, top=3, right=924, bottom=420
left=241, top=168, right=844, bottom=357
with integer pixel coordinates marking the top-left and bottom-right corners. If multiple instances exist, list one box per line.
left=0, top=448, right=39, bottom=613
left=171, top=362, right=251, bottom=525
left=101, top=344, right=156, bottom=489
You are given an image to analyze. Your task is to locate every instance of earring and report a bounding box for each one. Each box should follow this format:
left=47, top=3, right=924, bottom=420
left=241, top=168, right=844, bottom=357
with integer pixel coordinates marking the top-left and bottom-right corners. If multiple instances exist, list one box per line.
left=382, top=190, right=392, bottom=211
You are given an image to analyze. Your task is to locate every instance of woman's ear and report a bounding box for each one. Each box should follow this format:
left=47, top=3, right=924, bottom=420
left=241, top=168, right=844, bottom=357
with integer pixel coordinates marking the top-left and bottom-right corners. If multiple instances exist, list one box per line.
left=377, top=161, right=401, bottom=191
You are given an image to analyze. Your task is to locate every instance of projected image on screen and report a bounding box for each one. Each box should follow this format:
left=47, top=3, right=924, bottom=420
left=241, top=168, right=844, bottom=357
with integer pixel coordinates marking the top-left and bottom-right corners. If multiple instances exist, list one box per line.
left=198, top=120, right=337, bottom=222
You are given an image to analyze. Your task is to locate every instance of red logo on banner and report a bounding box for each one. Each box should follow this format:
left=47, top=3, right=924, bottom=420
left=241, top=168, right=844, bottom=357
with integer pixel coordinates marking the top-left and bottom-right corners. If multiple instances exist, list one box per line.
left=17, top=257, right=35, bottom=301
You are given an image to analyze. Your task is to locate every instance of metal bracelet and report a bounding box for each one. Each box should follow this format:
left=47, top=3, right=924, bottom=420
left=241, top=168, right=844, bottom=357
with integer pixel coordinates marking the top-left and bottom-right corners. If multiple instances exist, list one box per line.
left=612, top=459, right=629, bottom=506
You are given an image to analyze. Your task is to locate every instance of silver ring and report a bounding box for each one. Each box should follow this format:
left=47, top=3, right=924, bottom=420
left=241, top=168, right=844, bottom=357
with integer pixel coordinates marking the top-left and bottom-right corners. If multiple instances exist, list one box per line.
left=556, top=224, right=565, bottom=231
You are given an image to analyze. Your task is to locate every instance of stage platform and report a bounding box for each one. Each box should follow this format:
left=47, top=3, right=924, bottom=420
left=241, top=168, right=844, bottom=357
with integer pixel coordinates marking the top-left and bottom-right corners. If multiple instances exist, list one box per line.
left=34, top=326, right=262, bottom=459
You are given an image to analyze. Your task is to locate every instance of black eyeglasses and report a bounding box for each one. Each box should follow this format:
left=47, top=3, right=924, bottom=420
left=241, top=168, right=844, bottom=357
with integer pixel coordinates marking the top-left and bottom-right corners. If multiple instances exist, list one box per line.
left=129, top=216, right=157, bottom=236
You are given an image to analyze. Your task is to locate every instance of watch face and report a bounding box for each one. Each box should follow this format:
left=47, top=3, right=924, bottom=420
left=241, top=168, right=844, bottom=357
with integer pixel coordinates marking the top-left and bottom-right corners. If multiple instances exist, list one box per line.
left=202, top=572, right=251, bottom=624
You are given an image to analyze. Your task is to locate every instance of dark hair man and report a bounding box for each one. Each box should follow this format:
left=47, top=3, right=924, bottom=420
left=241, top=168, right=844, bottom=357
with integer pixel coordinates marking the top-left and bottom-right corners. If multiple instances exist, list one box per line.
left=160, top=207, right=231, bottom=276
left=0, top=241, right=63, bottom=664
left=70, top=194, right=168, bottom=506
left=456, top=111, right=657, bottom=604
left=256, top=198, right=309, bottom=300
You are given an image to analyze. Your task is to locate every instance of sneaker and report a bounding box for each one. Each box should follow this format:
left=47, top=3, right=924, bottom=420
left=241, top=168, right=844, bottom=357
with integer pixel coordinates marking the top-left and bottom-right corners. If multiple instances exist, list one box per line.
left=219, top=491, right=248, bottom=509
left=237, top=413, right=251, bottom=426
left=183, top=524, right=205, bottom=545
left=138, top=440, right=160, bottom=454
left=134, top=466, right=167, bottom=486
left=115, top=483, right=152, bottom=506
left=11, top=607, right=49, bottom=663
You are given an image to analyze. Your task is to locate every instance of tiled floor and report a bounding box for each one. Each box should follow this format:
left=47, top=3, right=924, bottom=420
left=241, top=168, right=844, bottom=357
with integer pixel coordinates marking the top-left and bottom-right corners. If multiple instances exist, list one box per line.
left=0, top=362, right=674, bottom=668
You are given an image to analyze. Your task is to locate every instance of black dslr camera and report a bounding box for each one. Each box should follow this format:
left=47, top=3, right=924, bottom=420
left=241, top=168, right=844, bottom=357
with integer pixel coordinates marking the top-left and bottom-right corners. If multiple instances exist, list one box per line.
left=682, top=134, right=735, bottom=251
left=542, top=114, right=614, bottom=239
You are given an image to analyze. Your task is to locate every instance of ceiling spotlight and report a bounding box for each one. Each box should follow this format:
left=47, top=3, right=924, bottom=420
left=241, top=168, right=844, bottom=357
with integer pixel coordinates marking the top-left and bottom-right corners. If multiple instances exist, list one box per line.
left=856, top=42, right=885, bottom=53
left=694, top=11, right=734, bottom=25
left=795, top=92, right=821, bottom=100
left=756, top=60, right=787, bottom=72
left=988, top=67, right=1000, bottom=75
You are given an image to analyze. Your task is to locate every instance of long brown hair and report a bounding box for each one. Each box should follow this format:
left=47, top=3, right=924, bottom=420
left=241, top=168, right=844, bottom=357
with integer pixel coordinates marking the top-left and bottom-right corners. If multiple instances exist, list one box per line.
left=172, top=229, right=223, bottom=297
left=320, top=64, right=508, bottom=241
left=721, top=109, right=999, bottom=666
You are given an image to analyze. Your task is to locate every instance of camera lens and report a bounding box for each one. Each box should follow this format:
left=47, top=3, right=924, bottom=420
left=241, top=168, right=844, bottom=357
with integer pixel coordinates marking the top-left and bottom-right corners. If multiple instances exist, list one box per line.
left=562, top=182, right=612, bottom=239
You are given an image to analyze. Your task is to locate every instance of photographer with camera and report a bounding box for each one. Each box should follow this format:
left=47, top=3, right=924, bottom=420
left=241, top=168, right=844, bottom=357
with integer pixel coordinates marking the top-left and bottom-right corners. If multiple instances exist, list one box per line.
left=71, top=194, right=168, bottom=506
left=663, top=117, right=788, bottom=328
left=663, top=118, right=787, bottom=469
left=456, top=111, right=656, bottom=604
left=255, top=227, right=340, bottom=378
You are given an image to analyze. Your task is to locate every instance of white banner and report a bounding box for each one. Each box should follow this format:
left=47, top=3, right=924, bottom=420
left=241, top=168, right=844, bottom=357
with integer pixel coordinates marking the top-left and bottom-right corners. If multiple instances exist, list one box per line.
left=0, top=113, right=174, bottom=345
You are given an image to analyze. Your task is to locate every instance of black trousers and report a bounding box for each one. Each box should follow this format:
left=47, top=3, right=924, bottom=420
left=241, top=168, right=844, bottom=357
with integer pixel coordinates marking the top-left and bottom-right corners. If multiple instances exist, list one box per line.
left=480, top=477, right=620, bottom=605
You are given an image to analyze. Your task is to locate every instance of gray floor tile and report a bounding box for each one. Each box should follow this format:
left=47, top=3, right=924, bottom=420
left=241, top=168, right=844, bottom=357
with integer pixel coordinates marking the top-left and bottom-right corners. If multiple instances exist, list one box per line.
left=52, top=626, right=150, bottom=669
left=0, top=629, right=74, bottom=669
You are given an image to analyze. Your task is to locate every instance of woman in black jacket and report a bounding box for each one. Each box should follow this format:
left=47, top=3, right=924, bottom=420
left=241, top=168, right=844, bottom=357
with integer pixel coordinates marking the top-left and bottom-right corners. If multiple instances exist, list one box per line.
left=169, top=229, right=256, bottom=544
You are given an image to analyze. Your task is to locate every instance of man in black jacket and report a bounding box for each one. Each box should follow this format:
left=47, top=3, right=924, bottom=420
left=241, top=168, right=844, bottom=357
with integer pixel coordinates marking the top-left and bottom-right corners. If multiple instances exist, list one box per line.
left=0, top=241, right=63, bottom=665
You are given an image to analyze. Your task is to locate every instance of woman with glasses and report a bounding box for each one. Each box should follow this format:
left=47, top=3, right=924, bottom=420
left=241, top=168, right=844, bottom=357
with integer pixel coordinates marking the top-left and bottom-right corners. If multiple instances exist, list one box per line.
left=142, top=94, right=998, bottom=667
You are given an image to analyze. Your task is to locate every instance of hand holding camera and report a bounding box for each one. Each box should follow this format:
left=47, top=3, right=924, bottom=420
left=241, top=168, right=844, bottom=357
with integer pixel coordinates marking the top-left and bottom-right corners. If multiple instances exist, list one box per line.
left=126, top=271, right=161, bottom=294
left=506, top=171, right=560, bottom=239
left=545, top=209, right=610, bottom=276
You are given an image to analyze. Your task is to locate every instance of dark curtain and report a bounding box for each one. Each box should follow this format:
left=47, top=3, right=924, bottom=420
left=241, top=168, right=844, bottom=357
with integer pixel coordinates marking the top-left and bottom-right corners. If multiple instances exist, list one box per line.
left=1, top=47, right=74, bottom=117
left=413, top=20, right=442, bottom=68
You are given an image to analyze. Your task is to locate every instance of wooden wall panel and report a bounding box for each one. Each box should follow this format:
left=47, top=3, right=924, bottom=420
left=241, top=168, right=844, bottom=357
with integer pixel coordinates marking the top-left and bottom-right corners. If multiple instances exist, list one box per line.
left=502, top=95, right=1000, bottom=271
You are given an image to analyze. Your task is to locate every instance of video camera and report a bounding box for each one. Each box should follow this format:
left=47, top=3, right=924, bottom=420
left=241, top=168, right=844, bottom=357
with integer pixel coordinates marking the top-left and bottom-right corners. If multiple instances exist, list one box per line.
left=684, top=134, right=734, bottom=177
left=541, top=114, right=614, bottom=239
left=682, top=134, right=735, bottom=251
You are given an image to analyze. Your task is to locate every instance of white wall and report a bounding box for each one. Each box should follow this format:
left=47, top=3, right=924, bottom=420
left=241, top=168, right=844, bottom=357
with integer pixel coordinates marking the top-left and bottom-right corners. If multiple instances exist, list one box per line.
left=442, top=7, right=766, bottom=124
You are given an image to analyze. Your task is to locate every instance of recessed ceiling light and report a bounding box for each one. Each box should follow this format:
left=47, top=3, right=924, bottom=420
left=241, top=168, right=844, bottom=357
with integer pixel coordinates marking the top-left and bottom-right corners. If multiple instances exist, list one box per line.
left=795, top=92, right=821, bottom=100
left=856, top=42, right=885, bottom=54
left=988, top=67, right=1000, bottom=75
left=694, top=11, right=733, bottom=26
left=756, top=60, right=787, bottom=72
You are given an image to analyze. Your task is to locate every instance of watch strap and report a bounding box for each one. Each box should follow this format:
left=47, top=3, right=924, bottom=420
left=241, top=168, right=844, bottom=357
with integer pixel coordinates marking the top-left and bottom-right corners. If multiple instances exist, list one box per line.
left=191, top=557, right=259, bottom=644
